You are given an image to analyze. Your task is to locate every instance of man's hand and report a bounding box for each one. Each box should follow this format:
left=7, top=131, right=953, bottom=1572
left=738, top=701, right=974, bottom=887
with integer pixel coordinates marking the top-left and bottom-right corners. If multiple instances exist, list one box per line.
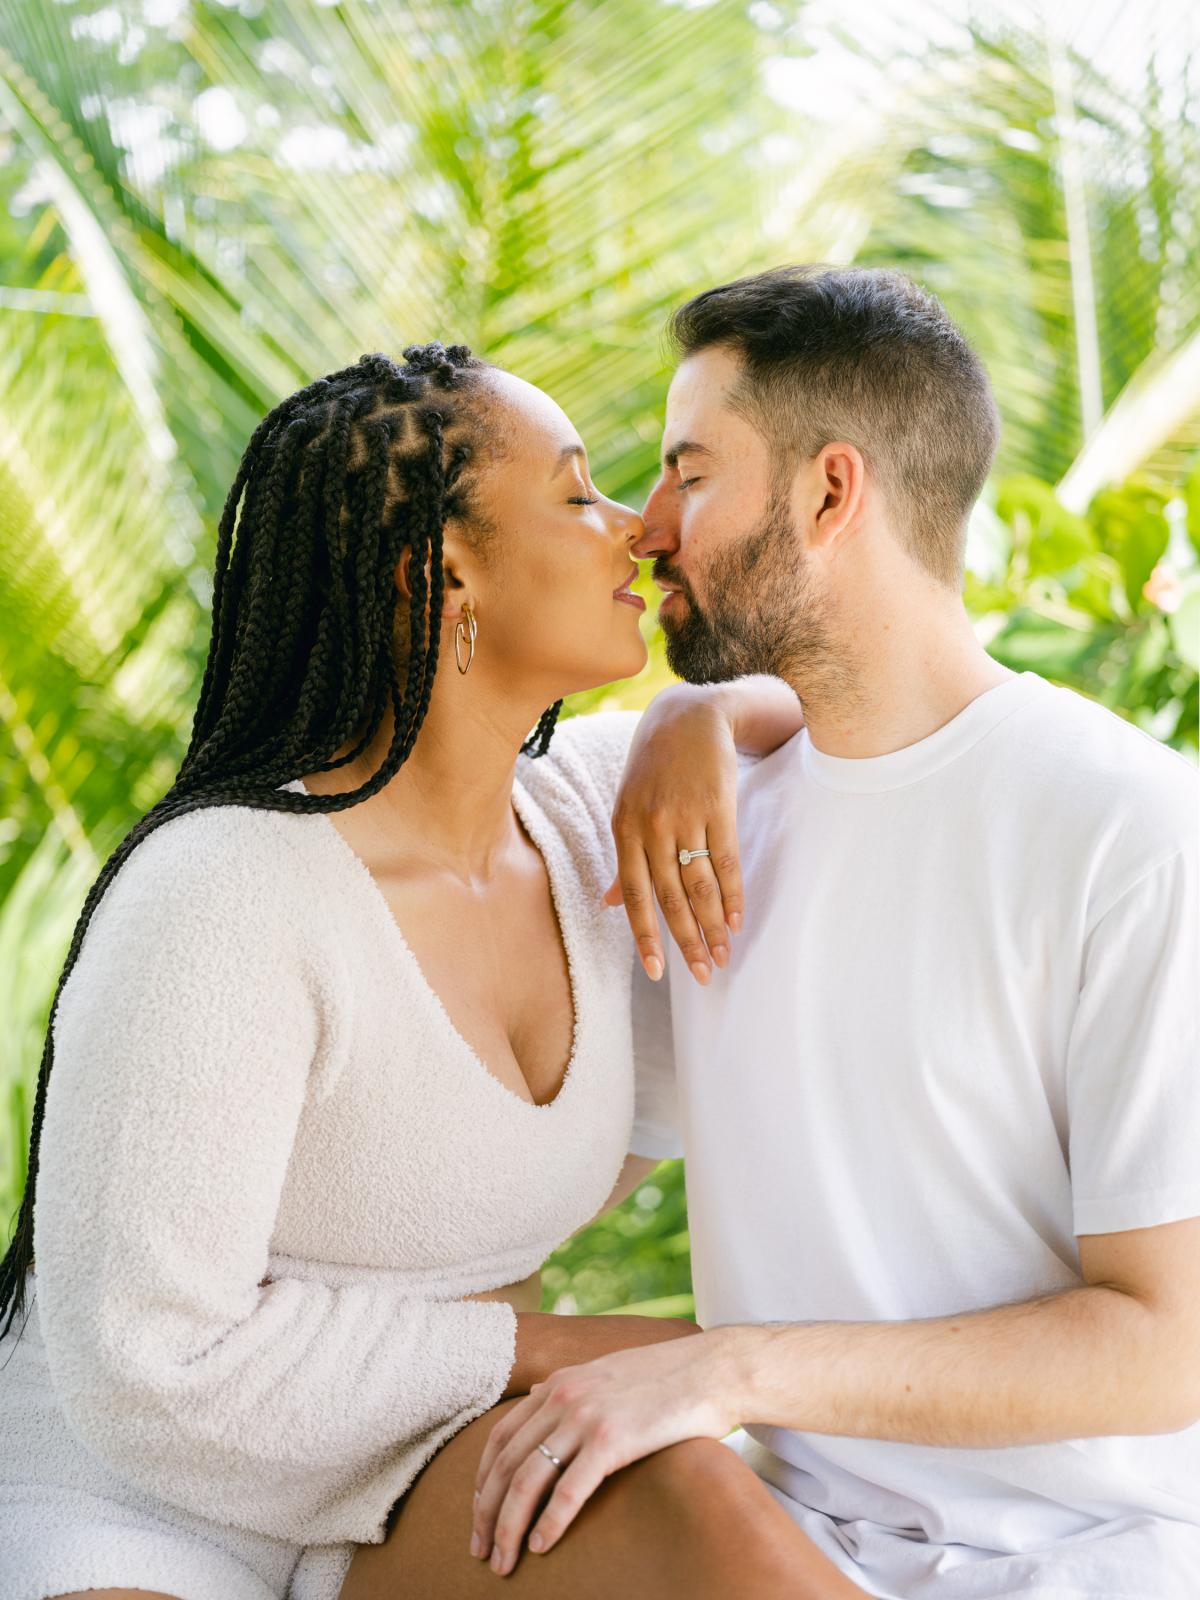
left=470, top=1331, right=729, bottom=1575
left=603, top=676, right=803, bottom=985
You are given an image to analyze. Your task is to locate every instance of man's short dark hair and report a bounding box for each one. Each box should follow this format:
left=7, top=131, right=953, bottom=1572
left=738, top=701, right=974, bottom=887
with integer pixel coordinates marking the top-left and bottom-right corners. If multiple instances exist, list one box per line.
left=668, top=264, right=1001, bottom=588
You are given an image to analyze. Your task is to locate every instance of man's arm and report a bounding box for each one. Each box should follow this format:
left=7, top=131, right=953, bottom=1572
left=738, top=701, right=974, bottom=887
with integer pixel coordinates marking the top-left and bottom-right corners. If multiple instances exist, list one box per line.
left=711, top=1214, right=1200, bottom=1444
left=472, top=1215, right=1200, bottom=1563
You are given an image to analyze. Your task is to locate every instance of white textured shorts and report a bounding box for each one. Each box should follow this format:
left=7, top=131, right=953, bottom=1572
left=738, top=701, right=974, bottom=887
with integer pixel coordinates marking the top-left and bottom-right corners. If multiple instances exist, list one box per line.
left=0, top=1285, right=355, bottom=1600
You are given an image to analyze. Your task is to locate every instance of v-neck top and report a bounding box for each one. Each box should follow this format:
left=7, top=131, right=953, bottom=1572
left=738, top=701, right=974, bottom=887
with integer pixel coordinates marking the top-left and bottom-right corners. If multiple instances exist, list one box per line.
left=24, top=709, right=651, bottom=1553
left=280, top=768, right=582, bottom=1111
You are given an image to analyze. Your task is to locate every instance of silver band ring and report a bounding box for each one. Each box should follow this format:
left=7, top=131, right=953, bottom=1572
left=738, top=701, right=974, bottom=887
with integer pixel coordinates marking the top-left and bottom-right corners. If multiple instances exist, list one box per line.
left=538, top=1442, right=564, bottom=1470
left=678, top=847, right=711, bottom=867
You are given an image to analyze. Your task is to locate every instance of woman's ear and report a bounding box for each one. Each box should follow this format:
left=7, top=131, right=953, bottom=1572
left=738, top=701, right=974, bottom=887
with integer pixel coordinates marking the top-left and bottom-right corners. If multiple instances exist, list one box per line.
left=394, top=540, right=476, bottom=620
left=394, top=544, right=415, bottom=603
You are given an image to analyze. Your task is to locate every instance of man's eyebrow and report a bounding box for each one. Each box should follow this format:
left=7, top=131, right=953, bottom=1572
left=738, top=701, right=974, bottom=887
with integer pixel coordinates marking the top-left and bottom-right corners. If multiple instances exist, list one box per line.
left=552, top=443, right=586, bottom=475
left=662, top=439, right=713, bottom=470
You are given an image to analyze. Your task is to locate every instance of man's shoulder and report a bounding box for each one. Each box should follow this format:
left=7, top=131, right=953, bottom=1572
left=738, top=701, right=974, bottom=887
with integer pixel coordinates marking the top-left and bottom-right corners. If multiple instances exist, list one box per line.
left=1012, top=677, right=1196, bottom=839
left=978, top=678, right=1195, bottom=924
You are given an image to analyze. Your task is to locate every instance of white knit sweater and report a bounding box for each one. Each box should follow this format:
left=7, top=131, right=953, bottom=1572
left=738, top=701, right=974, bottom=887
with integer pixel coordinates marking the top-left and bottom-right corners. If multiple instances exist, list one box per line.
left=26, top=707, right=658, bottom=1550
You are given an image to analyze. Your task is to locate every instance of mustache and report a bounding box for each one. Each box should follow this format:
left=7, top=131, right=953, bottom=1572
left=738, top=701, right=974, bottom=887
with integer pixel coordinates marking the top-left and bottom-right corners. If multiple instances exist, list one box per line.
left=652, top=563, right=692, bottom=594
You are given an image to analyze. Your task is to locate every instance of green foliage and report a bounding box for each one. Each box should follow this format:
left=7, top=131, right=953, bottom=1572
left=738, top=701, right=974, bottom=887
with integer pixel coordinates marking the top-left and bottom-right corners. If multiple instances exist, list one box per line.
left=969, top=474, right=1198, bottom=754
left=543, top=1161, right=694, bottom=1319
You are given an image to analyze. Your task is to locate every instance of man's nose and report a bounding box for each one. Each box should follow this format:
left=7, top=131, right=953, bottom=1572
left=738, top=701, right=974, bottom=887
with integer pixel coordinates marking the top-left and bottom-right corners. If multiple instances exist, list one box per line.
left=634, top=478, right=677, bottom=556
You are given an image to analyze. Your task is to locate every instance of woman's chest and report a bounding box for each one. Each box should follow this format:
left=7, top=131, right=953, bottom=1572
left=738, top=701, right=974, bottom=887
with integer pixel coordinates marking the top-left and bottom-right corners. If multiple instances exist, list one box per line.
left=376, top=856, right=577, bottom=1110
left=271, top=902, right=637, bottom=1280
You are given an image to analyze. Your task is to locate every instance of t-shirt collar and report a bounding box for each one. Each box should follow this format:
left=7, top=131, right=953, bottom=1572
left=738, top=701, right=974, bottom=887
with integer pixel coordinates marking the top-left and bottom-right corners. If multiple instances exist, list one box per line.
left=798, top=670, right=1049, bottom=794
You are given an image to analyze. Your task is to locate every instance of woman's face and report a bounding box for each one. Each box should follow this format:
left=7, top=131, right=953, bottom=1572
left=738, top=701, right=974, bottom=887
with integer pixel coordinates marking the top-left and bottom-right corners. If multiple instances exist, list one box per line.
left=438, top=369, right=649, bottom=699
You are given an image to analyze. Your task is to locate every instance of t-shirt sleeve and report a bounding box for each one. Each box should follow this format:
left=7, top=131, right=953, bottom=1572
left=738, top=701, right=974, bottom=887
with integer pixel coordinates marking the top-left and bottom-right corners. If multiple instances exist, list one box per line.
left=1066, top=846, right=1200, bottom=1236
left=629, top=944, right=684, bottom=1161
left=31, top=812, right=516, bottom=1547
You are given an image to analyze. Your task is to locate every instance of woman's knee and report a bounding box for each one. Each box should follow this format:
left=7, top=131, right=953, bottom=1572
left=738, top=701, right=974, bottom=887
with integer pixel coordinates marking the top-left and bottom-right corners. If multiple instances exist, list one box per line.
left=621, top=1439, right=863, bottom=1597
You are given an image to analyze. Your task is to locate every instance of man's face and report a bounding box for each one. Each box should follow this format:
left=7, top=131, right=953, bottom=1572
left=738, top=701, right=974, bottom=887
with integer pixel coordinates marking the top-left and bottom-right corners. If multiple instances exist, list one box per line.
left=634, top=344, right=829, bottom=684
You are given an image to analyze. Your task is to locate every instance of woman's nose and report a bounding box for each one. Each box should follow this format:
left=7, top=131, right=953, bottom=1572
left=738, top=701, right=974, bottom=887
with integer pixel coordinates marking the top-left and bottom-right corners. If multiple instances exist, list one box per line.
left=613, top=500, right=645, bottom=545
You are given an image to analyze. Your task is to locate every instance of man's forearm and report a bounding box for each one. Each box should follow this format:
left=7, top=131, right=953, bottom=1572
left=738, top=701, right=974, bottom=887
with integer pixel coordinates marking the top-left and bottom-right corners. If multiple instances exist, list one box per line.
left=706, top=1284, right=1196, bottom=1446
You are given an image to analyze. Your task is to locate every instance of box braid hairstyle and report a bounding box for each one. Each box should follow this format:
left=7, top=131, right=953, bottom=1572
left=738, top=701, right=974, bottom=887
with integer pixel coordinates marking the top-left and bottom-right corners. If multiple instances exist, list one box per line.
left=0, top=341, right=563, bottom=1339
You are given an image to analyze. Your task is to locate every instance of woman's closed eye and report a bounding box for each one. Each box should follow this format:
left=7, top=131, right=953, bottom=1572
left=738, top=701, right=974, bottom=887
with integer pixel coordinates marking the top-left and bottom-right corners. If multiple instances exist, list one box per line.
left=568, top=494, right=599, bottom=505
left=676, top=477, right=700, bottom=492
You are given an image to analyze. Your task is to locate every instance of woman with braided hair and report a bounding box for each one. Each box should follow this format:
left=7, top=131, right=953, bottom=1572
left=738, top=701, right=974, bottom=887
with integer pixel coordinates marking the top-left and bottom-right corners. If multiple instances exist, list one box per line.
left=0, top=342, right=844, bottom=1600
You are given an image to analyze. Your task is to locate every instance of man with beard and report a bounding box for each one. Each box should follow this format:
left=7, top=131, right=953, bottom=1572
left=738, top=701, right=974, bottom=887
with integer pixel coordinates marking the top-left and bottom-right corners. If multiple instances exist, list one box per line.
left=472, top=265, right=1200, bottom=1597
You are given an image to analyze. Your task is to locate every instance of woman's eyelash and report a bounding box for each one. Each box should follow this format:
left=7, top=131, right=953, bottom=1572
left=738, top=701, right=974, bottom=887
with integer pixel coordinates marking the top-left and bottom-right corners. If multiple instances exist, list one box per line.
left=676, top=478, right=699, bottom=492
left=568, top=495, right=599, bottom=505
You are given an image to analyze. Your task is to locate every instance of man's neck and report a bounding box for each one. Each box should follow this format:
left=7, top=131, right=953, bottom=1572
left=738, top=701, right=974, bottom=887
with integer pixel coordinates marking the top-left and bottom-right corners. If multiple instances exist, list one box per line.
left=788, top=604, right=1016, bottom=760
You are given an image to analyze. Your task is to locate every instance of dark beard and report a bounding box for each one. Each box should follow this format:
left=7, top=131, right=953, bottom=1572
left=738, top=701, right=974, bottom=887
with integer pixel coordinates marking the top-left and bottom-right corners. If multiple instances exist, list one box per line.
left=661, top=496, right=831, bottom=685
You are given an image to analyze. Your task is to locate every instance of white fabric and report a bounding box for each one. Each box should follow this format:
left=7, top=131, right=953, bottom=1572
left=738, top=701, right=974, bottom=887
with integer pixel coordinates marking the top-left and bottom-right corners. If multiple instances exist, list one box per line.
left=631, top=670, right=1200, bottom=1598
left=1, top=714, right=649, bottom=1596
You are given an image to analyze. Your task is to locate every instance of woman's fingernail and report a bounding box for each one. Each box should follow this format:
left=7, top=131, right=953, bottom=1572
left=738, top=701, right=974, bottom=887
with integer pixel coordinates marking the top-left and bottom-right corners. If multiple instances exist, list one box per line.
left=491, top=1547, right=505, bottom=1572
left=690, top=961, right=709, bottom=985
left=645, top=954, right=663, bottom=981
left=529, top=1531, right=544, bottom=1552
left=728, top=912, right=742, bottom=934
left=470, top=1535, right=484, bottom=1558
left=711, top=944, right=728, bottom=966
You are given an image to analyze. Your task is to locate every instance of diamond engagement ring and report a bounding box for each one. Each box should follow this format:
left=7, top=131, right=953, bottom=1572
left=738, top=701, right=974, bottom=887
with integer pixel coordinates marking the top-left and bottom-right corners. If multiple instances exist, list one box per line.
left=678, top=847, right=712, bottom=867
left=538, top=1443, right=564, bottom=1470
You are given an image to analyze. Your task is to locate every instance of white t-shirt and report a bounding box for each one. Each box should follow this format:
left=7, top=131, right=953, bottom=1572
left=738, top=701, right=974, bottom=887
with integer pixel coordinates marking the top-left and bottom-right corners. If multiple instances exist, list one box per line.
left=630, top=669, right=1200, bottom=1600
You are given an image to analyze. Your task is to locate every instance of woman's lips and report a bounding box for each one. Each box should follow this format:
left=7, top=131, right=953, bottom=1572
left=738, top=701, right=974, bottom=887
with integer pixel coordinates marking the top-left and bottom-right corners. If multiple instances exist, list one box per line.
left=612, top=570, right=645, bottom=609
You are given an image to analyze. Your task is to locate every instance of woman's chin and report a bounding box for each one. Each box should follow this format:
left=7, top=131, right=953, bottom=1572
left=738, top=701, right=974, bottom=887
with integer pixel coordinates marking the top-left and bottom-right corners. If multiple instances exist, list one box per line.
left=618, top=638, right=651, bottom=679
left=556, top=641, right=650, bottom=700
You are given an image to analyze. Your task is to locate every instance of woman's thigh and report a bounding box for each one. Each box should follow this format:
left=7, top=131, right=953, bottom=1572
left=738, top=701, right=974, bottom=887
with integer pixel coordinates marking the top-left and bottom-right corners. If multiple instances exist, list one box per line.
left=338, top=1399, right=864, bottom=1600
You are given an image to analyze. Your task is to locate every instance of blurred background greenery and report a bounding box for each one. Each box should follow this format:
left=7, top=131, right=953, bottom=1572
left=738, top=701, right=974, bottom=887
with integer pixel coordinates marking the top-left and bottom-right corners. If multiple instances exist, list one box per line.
left=1, top=0, right=1198, bottom=1319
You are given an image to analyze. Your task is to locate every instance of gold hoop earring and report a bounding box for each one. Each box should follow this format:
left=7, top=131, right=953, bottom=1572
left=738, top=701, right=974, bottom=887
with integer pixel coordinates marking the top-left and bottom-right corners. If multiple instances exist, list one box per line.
left=454, top=605, right=477, bottom=674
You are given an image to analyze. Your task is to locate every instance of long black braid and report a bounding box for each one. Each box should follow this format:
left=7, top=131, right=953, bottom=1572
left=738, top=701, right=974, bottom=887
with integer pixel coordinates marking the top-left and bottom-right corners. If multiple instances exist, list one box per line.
left=0, top=342, right=562, bottom=1339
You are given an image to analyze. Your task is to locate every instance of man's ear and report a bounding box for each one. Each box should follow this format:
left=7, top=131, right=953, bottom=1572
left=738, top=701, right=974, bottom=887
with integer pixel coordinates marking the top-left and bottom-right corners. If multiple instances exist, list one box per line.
left=804, top=440, right=866, bottom=555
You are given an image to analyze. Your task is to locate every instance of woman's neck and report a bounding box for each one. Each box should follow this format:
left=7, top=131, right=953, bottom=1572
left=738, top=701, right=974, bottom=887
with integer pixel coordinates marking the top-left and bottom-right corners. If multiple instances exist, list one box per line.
left=300, top=678, right=549, bottom=880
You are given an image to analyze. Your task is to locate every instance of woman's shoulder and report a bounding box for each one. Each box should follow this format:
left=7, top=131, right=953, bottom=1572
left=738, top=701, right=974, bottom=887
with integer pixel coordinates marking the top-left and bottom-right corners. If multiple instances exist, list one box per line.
left=79, top=792, right=324, bottom=962
left=516, top=706, right=642, bottom=842
left=520, top=706, right=641, bottom=802
left=51, top=791, right=355, bottom=1118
